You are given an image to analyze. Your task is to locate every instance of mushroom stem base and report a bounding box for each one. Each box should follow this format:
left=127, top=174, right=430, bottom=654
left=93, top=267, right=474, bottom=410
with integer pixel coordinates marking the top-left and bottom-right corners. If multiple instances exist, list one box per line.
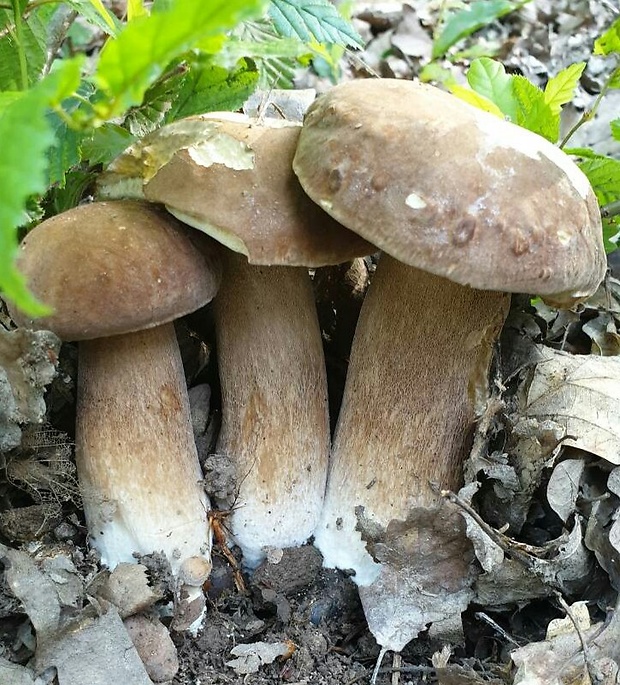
left=76, top=324, right=210, bottom=575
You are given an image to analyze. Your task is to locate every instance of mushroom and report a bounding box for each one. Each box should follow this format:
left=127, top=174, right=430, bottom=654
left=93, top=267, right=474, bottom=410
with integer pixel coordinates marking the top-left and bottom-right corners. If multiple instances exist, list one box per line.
left=292, top=79, right=606, bottom=650
left=8, top=200, right=221, bottom=585
left=98, top=114, right=373, bottom=567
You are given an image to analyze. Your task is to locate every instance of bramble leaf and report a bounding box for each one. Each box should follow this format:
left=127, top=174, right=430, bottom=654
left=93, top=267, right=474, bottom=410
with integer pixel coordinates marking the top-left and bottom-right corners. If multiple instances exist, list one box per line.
left=450, top=83, right=504, bottom=116
left=269, top=0, right=363, bottom=48
left=82, top=123, right=135, bottom=166
left=66, top=0, right=120, bottom=35
left=93, top=0, right=266, bottom=119
left=0, top=58, right=82, bottom=316
left=577, top=155, right=620, bottom=206
left=544, top=62, right=585, bottom=115
left=512, top=75, right=559, bottom=142
left=432, top=0, right=526, bottom=60
left=594, top=17, right=620, bottom=56
left=167, top=58, right=259, bottom=121
left=466, top=57, right=518, bottom=120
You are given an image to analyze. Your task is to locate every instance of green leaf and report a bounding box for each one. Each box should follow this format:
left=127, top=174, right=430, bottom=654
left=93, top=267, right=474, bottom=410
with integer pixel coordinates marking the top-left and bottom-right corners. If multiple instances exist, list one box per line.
left=450, top=83, right=504, bottom=116
left=47, top=114, right=83, bottom=187
left=611, top=118, right=620, bottom=142
left=167, top=58, right=259, bottom=122
left=0, top=5, right=52, bottom=90
left=432, top=0, right=523, bottom=59
left=511, top=75, right=559, bottom=142
left=82, top=123, right=135, bottom=166
left=594, top=17, right=620, bottom=56
left=0, top=58, right=82, bottom=316
left=93, top=0, right=266, bottom=119
left=269, top=0, right=363, bottom=48
left=578, top=155, right=620, bottom=206
left=543, top=62, right=585, bottom=115
left=466, top=57, right=518, bottom=120
left=65, top=0, right=120, bottom=36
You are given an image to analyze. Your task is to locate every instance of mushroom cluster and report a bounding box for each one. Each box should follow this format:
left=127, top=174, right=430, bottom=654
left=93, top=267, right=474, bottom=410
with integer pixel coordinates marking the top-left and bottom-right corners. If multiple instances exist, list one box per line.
left=7, top=78, right=606, bottom=654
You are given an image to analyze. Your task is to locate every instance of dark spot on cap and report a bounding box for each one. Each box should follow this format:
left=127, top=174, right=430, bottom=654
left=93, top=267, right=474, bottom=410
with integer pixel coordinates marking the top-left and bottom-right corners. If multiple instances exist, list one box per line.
left=451, top=217, right=476, bottom=246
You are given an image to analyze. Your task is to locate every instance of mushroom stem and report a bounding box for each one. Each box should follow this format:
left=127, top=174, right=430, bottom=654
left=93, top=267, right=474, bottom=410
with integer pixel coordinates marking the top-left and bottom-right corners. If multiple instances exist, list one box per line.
left=214, top=251, right=330, bottom=568
left=77, top=323, right=210, bottom=575
left=314, top=254, right=509, bottom=648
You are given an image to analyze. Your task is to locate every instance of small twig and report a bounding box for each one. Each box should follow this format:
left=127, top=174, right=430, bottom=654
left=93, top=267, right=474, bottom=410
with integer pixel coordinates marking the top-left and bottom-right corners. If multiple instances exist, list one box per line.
left=474, top=612, right=521, bottom=647
left=346, top=664, right=437, bottom=685
left=561, top=60, right=620, bottom=149
left=370, top=646, right=388, bottom=685
left=554, top=593, right=599, bottom=685
left=391, top=652, right=402, bottom=685
left=601, top=199, right=620, bottom=219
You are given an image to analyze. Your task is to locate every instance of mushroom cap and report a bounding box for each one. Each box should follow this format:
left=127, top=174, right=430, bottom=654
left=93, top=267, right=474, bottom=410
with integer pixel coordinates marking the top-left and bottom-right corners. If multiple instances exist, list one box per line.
left=293, top=79, right=606, bottom=305
left=99, top=113, right=373, bottom=267
left=10, top=200, right=221, bottom=340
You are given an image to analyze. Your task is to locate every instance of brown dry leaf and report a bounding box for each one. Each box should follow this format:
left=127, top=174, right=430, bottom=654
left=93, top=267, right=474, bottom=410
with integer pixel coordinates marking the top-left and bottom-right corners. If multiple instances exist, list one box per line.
left=355, top=501, right=477, bottom=650
left=511, top=604, right=620, bottom=685
left=0, top=327, right=60, bottom=452
left=523, top=346, right=620, bottom=465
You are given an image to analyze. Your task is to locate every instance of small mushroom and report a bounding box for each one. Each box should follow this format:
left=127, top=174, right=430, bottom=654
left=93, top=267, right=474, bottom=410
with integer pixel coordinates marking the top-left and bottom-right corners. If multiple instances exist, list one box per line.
left=293, top=79, right=606, bottom=650
left=99, top=113, right=373, bottom=566
left=8, top=200, right=221, bottom=583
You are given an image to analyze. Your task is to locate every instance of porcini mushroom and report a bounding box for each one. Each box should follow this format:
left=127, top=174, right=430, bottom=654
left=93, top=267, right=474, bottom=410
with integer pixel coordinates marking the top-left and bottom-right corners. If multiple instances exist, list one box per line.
left=98, top=114, right=373, bottom=566
left=293, top=79, right=606, bottom=650
left=9, top=200, right=221, bottom=584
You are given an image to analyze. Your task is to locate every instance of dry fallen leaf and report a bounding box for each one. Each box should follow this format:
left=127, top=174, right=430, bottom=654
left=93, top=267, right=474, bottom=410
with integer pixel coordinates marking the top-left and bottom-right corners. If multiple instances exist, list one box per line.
left=523, top=346, right=620, bottom=465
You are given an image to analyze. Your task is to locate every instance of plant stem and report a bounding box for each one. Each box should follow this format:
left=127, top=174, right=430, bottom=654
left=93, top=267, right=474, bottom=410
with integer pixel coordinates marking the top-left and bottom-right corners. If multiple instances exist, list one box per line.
left=560, top=61, right=620, bottom=149
left=10, top=0, right=29, bottom=90
left=601, top=199, right=620, bottom=219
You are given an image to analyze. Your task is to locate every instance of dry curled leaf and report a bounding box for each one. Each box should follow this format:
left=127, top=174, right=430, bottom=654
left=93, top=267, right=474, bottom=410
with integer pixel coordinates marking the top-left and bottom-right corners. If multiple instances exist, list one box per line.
left=523, top=346, right=620, bottom=465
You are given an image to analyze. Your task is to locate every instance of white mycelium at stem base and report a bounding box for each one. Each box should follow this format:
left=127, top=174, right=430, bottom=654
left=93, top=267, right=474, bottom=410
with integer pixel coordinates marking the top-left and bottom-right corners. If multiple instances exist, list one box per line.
left=78, top=324, right=210, bottom=574
left=314, top=255, right=508, bottom=649
left=214, top=251, right=329, bottom=568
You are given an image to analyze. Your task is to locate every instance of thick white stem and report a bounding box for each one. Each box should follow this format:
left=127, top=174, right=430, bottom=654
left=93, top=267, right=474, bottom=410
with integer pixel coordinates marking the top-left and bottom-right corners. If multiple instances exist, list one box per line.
left=214, top=252, right=330, bottom=567
left=314, top=255, right=509, bottom=649
left=76, top=324, right=210, bottom=576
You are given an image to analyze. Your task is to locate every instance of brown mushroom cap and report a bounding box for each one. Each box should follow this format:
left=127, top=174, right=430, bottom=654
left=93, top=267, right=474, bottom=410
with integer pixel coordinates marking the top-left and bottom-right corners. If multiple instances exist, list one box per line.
left=99, top=113, right=374, bottom=267
left=11, top=200, right=221, bottom=340
left=293, top=79, right=606, bottom=304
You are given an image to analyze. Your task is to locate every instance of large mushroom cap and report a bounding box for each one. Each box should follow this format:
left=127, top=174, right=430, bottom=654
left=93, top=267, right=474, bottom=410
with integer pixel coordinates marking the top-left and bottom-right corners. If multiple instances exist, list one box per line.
left=10, top=200, right=221, bottom=340
left=293, top=79, right=606, bottom=305
left=99, top=113, right=373, bottom=267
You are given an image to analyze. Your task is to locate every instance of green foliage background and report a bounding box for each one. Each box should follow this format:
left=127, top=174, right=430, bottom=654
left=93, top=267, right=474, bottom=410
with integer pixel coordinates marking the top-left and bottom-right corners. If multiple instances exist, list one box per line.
left=0, top=0, right=362, bottom=315
left=1, top=0, right=618, bottom=317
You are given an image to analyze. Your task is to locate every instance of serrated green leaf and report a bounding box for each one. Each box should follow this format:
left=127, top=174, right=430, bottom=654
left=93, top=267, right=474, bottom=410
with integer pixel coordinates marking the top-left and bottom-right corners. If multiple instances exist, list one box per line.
left=450, top=83, right=504, bottom=116
left=603, top=218, right=620, bottom=252
left=0, top=58, right=82, bottom=316
left=594, top=17, right=620, bottom=56
left=543, top=62, right=585, bottom=115
left=47, top=115, right=83, bottom=187
left=578, top=155, right=620, bottom=206
left=269, top=0, right=363, bottom=48
left=93, top=0, right=266, bottom=120
left=432, top=0, right=523, bottom=59
left=127, top=0, right=147, bottom=21
left=167, top=58, right=259, bottom=122
left=0, top=5, right=51, bottom=90
left=466, top=57, right=518, bottom=120
left=65, top=0, right=120, bottom=35
left=82, top=123, right=135, bottom=166
left=511, top=75, right=559, bottom=142
left=609, top=66, right=620, bottom=89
